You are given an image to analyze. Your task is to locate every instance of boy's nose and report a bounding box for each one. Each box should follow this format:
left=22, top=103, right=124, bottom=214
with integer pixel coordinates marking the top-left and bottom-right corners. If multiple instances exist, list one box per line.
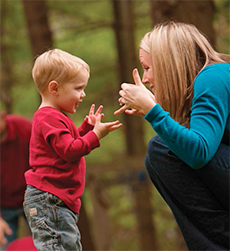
left=81, top=91, right=86, bottom=98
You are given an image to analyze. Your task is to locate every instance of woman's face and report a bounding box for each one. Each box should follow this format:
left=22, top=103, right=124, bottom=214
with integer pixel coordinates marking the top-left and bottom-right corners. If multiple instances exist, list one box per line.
left=139, top=48, right=154, bottom=93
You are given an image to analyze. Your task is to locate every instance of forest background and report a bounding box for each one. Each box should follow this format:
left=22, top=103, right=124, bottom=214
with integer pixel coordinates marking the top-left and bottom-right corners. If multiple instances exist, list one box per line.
left=0, top=0, right=229, bottom=250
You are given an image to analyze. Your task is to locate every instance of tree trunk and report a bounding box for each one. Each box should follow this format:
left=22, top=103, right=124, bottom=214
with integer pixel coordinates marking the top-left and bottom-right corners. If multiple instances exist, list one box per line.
left=149, top=0, right=216, bottom=47
left=86, top=173, right=111, bottom=250
left=21, top=0, right=53, bottom=57
left=78, top=198, right=97, bottom=251
left=112, top=0, right=146, bottom=156
left=112, top=0, right=158, bottom=250
left=0, top=0, right=14, bottom=113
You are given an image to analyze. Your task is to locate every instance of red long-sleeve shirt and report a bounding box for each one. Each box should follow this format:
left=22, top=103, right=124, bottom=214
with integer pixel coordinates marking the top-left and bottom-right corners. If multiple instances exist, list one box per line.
left=0, top=115, right=32, bottom=208
left=25, top=107, right=100, bottom=213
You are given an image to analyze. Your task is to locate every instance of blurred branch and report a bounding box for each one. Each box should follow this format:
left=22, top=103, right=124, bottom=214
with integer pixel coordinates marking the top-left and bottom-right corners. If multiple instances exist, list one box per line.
left=0, top=0, right=14, bottom=113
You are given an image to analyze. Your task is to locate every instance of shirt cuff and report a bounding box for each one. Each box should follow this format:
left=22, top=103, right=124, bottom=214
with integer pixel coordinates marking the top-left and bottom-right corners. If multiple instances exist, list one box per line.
left=144, top=104, right=163, bottom=122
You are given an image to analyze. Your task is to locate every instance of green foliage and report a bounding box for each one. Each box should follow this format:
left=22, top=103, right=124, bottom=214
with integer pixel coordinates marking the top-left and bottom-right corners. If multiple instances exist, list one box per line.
left=214, top=0, right=230, bottom=53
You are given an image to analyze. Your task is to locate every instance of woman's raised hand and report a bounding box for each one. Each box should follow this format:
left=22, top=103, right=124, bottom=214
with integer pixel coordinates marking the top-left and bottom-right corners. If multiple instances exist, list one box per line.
left=114, top=68, right=156, bottom=116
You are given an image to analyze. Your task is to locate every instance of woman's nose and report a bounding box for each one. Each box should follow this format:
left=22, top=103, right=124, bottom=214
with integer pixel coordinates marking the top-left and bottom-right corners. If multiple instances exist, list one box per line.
left=142, top=75, right=148, bottom=85
left=141, top=72, right=148, bottom=85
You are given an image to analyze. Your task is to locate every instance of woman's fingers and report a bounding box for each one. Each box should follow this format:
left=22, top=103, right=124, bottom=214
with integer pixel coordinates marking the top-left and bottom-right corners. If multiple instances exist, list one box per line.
left=132, top=68, right=143, bottom=86
left=118, top=97, right=127, bottom=106
left=115, top=69, right=143, bottom=114
left=114, top=104, right=128, bottom=115
left=125, top=109, right=145, bottom=117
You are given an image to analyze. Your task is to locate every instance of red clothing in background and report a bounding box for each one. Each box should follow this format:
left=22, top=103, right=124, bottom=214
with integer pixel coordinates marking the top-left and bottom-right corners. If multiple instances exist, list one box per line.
left=0, top=114, right=32, bottom=208
left=25, top=107, right=100, bottom=213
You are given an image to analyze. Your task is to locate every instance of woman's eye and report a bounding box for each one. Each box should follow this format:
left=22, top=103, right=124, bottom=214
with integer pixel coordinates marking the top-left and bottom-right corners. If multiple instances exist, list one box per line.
left=142, top=65, right=149, bottom=70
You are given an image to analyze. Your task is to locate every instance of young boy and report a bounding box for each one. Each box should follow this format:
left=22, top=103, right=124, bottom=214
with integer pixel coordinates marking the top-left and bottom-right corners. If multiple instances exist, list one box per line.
left=23, top=49, right=122, bottom=251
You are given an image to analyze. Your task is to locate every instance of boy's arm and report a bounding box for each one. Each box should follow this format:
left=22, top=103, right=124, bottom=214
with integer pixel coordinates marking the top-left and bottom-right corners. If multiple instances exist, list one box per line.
left=43, top=120, right=100, bottom=162
left=77, top=117, right=94, bottom=136
left=40, top=108, right=121, bottom=163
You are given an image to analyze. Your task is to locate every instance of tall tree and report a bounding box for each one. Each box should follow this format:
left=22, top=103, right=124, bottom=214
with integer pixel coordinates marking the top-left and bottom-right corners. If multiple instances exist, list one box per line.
left=21, top=0, right=53, bottom=57
left=112, top=0, right=145, bottom=156
left=112, top=0, right=158, bottom=249
left=149, top=0, right=216, bottom=46
left=0, top=0, right=14, bottom=113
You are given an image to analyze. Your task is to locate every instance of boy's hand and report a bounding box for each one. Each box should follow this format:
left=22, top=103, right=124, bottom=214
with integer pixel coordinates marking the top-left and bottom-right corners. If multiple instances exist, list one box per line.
left=93, top=117, right=122, bottom=140
left=87, top=104, right=104, bottom=125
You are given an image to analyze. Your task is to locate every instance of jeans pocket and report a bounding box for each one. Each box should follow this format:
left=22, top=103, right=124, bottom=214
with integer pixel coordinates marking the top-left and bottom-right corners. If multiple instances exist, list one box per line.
left=23, top=187, right=47, bottom=222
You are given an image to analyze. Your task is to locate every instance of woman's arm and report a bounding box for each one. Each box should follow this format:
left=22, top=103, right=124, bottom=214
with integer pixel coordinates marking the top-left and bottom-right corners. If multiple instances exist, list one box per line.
left=145, top=64, right=229, bottom=169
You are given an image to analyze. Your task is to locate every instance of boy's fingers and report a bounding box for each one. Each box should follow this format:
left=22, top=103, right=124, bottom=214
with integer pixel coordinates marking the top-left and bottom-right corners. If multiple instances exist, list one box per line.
left=89, top=104, right=95, bottom=115
left=106, top=120, right=122, bottom=129
left=132, top=68, right=142, bottom=86
left=95, top=105, right=103, bottom=116
left=111, top=124, right=123, bottom=130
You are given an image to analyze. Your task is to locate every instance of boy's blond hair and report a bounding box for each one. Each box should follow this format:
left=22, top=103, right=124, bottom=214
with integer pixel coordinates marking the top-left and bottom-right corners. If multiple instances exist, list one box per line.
left=32, top=49, right=90, bottom=94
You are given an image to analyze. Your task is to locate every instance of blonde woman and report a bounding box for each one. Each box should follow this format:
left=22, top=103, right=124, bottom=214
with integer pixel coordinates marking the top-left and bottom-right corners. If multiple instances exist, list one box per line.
left=115, top=22, right=229, bottom=250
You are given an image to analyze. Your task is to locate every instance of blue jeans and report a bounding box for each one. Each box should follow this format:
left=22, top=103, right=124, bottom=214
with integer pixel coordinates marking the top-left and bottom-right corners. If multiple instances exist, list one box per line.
left=23, top=185, right=82, bottom=251
left=0, top=206, right=29, bottom=250
left=145, top=135, right=229, bottom=251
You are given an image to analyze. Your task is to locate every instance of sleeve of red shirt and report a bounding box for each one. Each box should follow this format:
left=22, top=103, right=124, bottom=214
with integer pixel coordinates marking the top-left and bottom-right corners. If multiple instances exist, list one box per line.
left=41, top=119, right=100, bottom=162
left=77, top=117, right=94, bottom=136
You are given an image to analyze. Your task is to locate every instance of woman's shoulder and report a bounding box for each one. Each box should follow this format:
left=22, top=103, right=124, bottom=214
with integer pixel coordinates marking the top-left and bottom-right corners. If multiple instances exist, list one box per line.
left=199, top=62, right=230, bottom=77
left=195, top=63, right=230, bottom=89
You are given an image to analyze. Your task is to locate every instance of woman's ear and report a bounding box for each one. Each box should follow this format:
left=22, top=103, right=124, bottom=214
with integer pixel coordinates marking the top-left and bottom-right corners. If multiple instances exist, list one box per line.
left=48, top=81, right=59, bottom=95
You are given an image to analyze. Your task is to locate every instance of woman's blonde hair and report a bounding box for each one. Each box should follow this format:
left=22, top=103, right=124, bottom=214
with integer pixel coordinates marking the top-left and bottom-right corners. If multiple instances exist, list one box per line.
left=32, top=49, right=90, bottom=94
left=140, top=21, right=229, bottom=127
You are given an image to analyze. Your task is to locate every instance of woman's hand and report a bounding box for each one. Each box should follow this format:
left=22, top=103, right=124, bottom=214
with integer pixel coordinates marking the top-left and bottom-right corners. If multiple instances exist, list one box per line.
left=114, top=68, right=156, bottom=116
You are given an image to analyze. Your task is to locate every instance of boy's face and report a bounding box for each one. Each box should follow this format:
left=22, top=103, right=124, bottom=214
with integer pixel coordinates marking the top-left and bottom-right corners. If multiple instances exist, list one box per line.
left=57, top=68, right=89, bottom=114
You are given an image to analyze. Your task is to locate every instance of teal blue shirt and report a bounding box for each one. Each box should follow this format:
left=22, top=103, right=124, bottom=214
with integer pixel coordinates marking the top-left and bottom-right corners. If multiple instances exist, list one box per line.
left=145, top=63, right=230, bottom=169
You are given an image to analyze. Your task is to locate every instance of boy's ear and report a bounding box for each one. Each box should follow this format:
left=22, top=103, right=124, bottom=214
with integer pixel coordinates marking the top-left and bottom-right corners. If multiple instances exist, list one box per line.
left=48, top=81, right=59, bottom=95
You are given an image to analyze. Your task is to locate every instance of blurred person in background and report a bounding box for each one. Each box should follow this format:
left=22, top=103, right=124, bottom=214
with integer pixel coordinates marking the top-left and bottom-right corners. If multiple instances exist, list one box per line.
left=0, top=111, right=32, bottom=249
